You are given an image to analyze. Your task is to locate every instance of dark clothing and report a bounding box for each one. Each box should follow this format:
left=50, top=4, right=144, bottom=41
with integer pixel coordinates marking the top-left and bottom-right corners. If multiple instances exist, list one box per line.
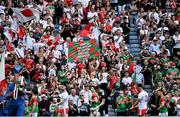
left=78, top=103, right=90, bottom=116
left=39, top=100, right=51, bottom=116
left=168, top=101, right=176, bottom=116
left=121, top=22, right=130, bottom=44
left=149, top=94, right=160, bottom=116
left=99, top=90, right=108, bottom=116
left=69, top=104, right=78, bottom=116
left=142, top=65, right=152, bottom=85
left=117, top=111, right=127, bottom=116
left=54, top=4, right=64, bottom=24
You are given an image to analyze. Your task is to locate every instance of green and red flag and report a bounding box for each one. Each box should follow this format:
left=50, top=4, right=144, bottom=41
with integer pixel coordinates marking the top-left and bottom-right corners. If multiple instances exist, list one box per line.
left=68, top=40, right=100, bottom=62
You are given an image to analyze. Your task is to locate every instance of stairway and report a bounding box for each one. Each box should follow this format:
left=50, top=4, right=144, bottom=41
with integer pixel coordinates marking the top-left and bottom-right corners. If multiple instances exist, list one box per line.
left=144, top=85, right=153, bottom=96
left=126, top=19, right=141, bottom=60
left=108, top=105, right=116, bottom=116
left=127, top=17, right=153, bottom=96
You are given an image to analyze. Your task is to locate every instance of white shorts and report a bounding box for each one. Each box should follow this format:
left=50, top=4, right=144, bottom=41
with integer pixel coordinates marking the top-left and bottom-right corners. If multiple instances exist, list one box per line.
left=159, top=112, right=168, bottom=117
left=32, top=113, right=38, bottom=117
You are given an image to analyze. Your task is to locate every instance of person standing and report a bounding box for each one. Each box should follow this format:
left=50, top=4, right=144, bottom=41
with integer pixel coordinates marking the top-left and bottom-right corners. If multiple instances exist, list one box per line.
left=157, top=89, right=168, bottom=117
left=58, top=85, right=69, bottom=117
left=131, top=84, right=148, bottom=117
left=29, top=88, right=39, bottom=117
left=149, top=89, right=160, bottom=116
left=116, top=90, right=127, bottom=116
left=68, top=97, right=78, bottom=116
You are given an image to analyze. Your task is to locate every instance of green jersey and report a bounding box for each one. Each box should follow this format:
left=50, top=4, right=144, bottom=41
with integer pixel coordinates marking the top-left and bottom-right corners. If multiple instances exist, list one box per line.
left=24, top=105, right=31, bottom=117
left=160, top=58, right=170, bottom=63
left=49, top=103, right=58, bottom=116
left=58, top=70, right=68, bottom=85
left=30, top=96, right=38, bottom=113
left=116, top=96, right=127, bottom=112
left=127, top=94, right=134, bottom=108
left=91, top=91, right=100, bottom=108
left=159, top=97, right=168, bottom=113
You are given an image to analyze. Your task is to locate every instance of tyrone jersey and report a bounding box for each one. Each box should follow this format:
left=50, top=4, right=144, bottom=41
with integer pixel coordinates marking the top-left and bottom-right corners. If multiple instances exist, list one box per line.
left=138, top=90, right=149, bottom=109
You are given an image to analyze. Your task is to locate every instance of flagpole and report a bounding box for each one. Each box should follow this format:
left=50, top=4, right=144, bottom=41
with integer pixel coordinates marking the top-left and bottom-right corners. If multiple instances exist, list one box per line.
left=0, top=48, right=5, bottom=82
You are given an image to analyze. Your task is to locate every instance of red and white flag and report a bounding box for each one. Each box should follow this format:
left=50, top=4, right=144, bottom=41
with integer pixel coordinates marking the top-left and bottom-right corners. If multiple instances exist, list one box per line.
left=4, top=29, right=15, bottom=42
left=43, top=35, right=61, bottom=47
left=12, top=8, right=40, bottom=23
left=6, top=41, right=14, bottom=52
left=0, top=51, right=5, bottom=82
left=17, top=25, right=26, bottom=39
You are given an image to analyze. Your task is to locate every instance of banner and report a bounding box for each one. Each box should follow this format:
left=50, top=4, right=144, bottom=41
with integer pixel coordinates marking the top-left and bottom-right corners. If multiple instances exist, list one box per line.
left=68, top=40, right=100, bottom=62
left=0, top=52, right=5, bottom=82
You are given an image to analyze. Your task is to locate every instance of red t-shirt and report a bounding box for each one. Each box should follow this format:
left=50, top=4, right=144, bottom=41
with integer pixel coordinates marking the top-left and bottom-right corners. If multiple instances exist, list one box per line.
left=109, top=75, right=118, bottom=91
left=128, top=62, right=135, bottom=74
left=0, top=79, right=8, bottom=96
left=30, top=96, right=38, bottom=108
left=25, top=58, right=35, bottom=71
left=33, top=70, right=43, bottom=82
left=77, top=63, right=86, bottom=75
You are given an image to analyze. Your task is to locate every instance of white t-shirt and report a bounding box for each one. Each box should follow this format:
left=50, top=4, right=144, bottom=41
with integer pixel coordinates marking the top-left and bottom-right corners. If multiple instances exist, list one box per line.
left=67, top=62, right=76, bottom=70
left=69, top=95, right=79, bottom=106
left=100, top=72, right=109, bottom=84
left=173, top=34, right=180, bottom=43
left=80, top=90, right=92, bottom=105
left=176, top=104, right=180, bottom=116
left=122, top=77, right=132, bottom=85
left=149, top=12, right=160, bottom=24
left=112, top=27, right=123, bottom=34
left=23, top=36, right=36, bottom=50
left=157, top=27, right=169, bottom=32
left=87, top=11, right=98, bottom=22
left=54, top=50, right=61, bottom=59
left=140, top=29, right=148, bottom=35
left=114, top=35, right=123, bottom=48
left=138, top=90, right=148, bottom=109
left=91, top=78, right=100, bottom=85
left=0, top=6, right=5, bottom=14
left=59, top=91, right=69, bottom=109
left=48, top=68, right=56, bottom=76
left=137, top=18, right=145, bottom=27
left=78, top=0, right=90, bottom=8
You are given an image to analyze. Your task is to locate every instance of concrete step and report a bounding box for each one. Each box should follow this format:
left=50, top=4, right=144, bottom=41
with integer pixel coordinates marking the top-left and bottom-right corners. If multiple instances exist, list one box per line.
left=144, top=85, right=153, bottom=94
left=130, top=48, right=141, bottom=52
left=134, top=56, right=141, bottom=60
left=108, top=105, right=116, bottom=116
left=132, top=52, right=140, bottom=57
left=144, top=89, right=153, bottom=93
left=130, top=24, right=136, bottom=28
left=130, top=44, right=140, bottom=48
left=129, top=32, right=137, bottom=35
left=130, top=28, right=137, bottom=32
left=144, top=85, right=151, bottom=89
left=126, top=44, right=131, bottom=48
left=129, top=36, right=138, bottom=40
left=129, top=40, right=139, bottom=44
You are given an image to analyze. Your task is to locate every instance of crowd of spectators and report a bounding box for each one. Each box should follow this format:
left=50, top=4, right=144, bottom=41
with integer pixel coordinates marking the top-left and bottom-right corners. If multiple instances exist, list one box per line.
left=0, top=0, right=179, bottom=116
